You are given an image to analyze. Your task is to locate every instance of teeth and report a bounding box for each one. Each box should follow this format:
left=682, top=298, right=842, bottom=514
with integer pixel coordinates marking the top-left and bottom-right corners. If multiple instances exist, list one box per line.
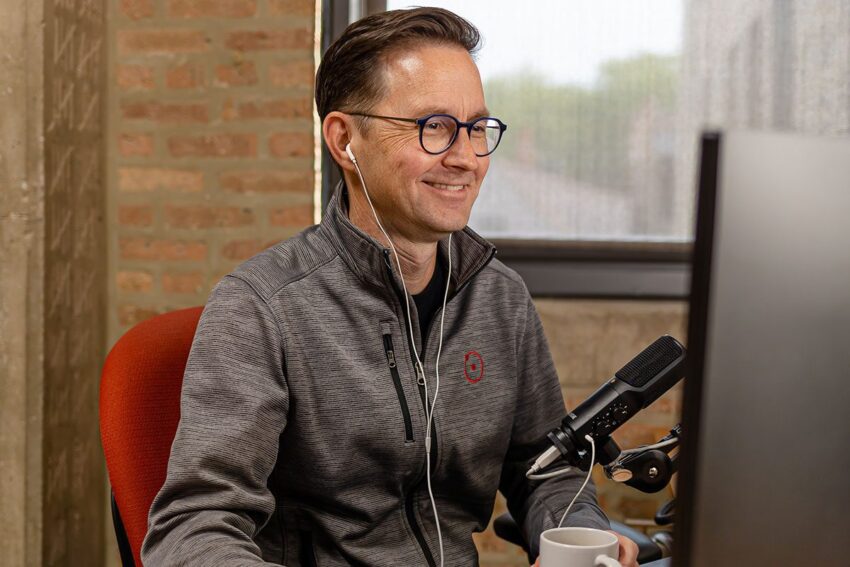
left=429, top=182, right=465, bottom=191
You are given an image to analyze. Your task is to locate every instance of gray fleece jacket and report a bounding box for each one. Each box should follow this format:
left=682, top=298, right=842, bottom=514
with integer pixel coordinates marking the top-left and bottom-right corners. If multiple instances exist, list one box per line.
left=141, top=186, right=609, bottom=566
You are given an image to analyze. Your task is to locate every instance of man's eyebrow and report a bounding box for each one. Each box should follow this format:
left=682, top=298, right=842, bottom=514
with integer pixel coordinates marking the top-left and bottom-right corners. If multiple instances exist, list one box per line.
left=410, top=107, right=491, bottom=119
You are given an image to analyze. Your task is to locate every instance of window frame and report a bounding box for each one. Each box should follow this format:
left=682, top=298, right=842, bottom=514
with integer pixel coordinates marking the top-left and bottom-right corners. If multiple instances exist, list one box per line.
left=319, top=0, right=692, bottom=299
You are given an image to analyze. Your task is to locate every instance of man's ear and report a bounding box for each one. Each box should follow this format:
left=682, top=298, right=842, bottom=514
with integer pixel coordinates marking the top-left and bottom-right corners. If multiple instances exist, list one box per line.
left=323, top=112, right=358, bottom=174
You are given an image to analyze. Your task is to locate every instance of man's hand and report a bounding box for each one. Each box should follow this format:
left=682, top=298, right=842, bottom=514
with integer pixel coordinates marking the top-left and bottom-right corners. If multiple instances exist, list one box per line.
left=608, top=530, right=639, bottom=567
left=530, top=531, right=639, bottom=567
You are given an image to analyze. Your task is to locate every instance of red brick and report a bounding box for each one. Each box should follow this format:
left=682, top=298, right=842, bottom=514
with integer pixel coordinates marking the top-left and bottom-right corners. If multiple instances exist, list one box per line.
left=118, top=305, right=162, bottom=326
left=164, top=205, right=255, bottom=229
left=118, top=205, right=155, bottom=227
left=219, top=170, right=312, bottom=194
left=168, top=133, right=257, bottom=158
left=116, top=271, right=154, bottom=293
left=116, top=65, right=154, bottom=90
left=118, top=133, right=154, bottom=157
left=168, top=0, right=257, bottom=18
left=162, top=272, right=204, bottom=294
left=121, top=101, right=209, bottom=123
left=222, top=97, right=312, bottom=121
left=120, top=237, right=207, bottom=261
left=117, top=29, right=209, bottom=55
left=220, top=239, right=264, bottom=260
left=214, top=62, right=258, bottom=86
left=121, top=0, right=154, bottom=19
left=268, top=0, right=313, bottom=16
left=225, top=29, right=312, bottom=51
left=166, top=63, right=206, bottom=89
left=269, top=132, right=312, bottom=158
left=269, top=204, right=313, bottom=227
left=268, top=59, right=314, bottom=88
left=118, top=167, right=204, bottom=192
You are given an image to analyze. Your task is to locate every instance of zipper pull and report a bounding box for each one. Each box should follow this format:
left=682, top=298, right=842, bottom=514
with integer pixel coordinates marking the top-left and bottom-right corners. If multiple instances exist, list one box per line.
left=386, top=349, right=397, bottom=368
left=416, top=365, right=426, bottom=386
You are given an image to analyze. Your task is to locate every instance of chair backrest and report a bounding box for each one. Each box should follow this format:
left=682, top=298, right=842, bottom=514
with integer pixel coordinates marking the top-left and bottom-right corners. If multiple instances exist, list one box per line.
left=100, top=306, right=204, bottom=566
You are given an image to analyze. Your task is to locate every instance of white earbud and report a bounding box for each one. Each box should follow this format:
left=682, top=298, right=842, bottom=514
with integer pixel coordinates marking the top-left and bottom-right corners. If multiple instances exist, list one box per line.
left=345, top=142, right=356, bottom=164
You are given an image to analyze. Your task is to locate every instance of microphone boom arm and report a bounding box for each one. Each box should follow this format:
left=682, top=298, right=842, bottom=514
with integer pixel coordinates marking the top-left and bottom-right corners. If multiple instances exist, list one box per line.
left=529, top=335, right=687, bottom=495
left=604, top=424, right=681, bottom=493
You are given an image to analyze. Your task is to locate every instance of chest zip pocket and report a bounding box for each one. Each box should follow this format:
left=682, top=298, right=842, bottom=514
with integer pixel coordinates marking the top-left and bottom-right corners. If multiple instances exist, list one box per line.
left=381, top=322, right=414, bottom=442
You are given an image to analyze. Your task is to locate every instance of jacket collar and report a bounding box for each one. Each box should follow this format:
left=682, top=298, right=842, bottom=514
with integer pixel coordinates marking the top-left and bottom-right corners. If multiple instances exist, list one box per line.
left=320, top=181, right=497, bottom=294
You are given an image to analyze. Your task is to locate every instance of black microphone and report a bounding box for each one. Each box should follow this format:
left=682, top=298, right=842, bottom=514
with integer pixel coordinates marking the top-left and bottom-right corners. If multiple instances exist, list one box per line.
left=529, top=335, right=686, bottom=473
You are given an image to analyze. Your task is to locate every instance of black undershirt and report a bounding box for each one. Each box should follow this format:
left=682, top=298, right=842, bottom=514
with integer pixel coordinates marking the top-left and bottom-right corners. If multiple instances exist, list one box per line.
left=412, top=253, right=446, bottom=352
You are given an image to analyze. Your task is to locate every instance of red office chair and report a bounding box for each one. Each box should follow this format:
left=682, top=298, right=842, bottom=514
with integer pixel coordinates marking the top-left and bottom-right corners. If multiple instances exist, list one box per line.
left=100, top=306, right=204, bottom=566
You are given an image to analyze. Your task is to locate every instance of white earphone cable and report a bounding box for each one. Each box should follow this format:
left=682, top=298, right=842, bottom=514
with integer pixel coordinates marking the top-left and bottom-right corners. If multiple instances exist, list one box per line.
left=349, top=146, right=448, bottom=567
left=425, top=231, right=451, bottom=566
left=558, top=434, right=596, bottom=528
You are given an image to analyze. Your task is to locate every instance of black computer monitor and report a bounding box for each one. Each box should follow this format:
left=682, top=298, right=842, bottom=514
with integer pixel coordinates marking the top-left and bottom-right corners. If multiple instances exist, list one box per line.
left=674, top=131, right=850, bottom=566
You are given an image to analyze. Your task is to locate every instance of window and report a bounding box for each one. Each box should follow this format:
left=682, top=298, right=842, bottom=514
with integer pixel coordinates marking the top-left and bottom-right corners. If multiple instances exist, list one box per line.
left=324, top=1, right=850, bottom=297
left=387, top=0, right=686, bottom=242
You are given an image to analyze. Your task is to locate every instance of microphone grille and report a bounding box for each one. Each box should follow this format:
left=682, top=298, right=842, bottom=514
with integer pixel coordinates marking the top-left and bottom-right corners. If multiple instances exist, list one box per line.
left=615, top=335, right=684, bottom=388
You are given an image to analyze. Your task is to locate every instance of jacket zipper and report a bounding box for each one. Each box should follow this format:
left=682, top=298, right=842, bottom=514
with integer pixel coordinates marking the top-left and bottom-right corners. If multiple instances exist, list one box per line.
left=415, top=244, right=496, bottom=468
left=405, top=490, right=437, bottom=567
left=382, top=251, right=436, bottom=567
left=381, top=246, right=496, bottom=567
left=382, top=332, right=414, bottom=442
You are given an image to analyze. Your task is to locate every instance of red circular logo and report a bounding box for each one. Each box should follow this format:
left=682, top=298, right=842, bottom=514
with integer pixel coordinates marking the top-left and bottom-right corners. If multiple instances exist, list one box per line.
left=464, top=351, right=484, bottom=383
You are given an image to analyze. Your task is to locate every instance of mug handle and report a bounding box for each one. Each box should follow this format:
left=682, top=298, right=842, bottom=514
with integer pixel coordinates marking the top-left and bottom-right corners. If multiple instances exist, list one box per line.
left=594, top=555, right=622, bottom=567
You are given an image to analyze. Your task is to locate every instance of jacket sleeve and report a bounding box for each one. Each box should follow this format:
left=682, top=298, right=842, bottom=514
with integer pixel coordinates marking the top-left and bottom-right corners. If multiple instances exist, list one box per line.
left=498, top=294, right=610, bottom=561
left=141, top=275, right=289, bottom=566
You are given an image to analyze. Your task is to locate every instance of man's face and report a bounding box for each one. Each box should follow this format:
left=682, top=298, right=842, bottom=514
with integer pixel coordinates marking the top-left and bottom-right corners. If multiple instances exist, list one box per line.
left=352, top=44, right=490, bottom=242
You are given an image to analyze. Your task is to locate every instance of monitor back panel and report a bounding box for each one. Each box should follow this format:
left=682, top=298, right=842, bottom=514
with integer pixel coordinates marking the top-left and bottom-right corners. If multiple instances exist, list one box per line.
left=682, top=131, right=850, bottom=567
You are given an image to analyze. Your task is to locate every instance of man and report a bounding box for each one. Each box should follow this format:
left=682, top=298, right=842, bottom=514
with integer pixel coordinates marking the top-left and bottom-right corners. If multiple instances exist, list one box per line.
left=143, top=7, right=638, bottom=566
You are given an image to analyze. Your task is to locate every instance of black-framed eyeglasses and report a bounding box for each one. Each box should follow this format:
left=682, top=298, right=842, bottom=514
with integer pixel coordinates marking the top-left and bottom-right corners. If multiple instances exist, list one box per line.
left=348, top=112, right=508, bottom=157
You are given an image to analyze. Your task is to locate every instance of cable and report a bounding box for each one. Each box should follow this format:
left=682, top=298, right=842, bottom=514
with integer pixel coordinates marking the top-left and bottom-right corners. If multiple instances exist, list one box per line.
left=526, top=466, right=576, bottom=481
left=618, top=436, right=678, bottom=456
left=426, top=232, right=452, bottom=567
left=349, top=146, right=449, bottom=567
left=558, top=434, right=596, bottom=528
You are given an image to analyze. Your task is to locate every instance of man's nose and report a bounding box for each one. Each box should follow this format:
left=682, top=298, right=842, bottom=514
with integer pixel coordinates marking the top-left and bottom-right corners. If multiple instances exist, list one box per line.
left=443, top=127, right=479, bottom=170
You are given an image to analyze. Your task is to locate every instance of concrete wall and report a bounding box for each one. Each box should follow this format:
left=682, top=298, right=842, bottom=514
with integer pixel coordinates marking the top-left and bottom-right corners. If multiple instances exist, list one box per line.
left=1, top=0, right=108, bottom=564
left=1, top=2, right=47, bottom=563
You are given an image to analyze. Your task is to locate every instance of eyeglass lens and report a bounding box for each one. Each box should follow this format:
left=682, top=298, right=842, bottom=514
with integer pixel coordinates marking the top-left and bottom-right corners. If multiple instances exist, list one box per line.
left=421, top=115, right=502, bottom=156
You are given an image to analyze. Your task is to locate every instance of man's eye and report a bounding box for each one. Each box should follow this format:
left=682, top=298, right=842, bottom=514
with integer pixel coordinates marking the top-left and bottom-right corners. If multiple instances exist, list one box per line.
left=426, top=121, right=444, bottom=130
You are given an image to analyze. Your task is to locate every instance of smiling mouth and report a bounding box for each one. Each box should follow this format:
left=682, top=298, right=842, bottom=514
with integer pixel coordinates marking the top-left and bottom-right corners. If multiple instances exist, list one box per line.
left=423, top=181, right=467, bottom=192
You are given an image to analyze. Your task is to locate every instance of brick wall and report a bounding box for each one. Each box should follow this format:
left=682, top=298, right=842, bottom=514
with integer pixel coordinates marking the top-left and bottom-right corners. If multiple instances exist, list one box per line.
left=107, top=0, right=318, bottom=345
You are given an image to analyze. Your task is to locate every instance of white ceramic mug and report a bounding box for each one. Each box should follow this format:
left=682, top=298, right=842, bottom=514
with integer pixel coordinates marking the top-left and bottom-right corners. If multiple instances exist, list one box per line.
left=539, top=527, right=621, bottom=567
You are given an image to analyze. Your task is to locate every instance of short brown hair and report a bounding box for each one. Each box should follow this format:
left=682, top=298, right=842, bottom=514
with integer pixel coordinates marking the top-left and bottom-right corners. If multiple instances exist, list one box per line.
left=315, top=7, right=481, bottom=122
